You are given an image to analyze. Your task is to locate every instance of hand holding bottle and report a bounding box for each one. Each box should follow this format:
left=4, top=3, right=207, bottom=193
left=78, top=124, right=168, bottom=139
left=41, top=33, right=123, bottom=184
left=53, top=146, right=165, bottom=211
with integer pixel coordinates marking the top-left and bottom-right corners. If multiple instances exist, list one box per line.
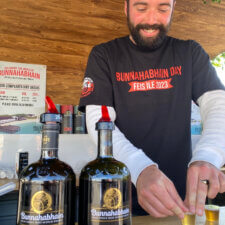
left=136, top=165, right=188, bottom=219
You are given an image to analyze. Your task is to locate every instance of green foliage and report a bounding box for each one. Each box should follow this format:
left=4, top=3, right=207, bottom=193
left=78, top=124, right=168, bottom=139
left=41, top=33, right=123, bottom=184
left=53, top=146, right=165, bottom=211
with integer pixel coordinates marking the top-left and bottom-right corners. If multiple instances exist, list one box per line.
left=211, top=52, right=225, bottom=69
left=203, top=0, right=221, bottom=3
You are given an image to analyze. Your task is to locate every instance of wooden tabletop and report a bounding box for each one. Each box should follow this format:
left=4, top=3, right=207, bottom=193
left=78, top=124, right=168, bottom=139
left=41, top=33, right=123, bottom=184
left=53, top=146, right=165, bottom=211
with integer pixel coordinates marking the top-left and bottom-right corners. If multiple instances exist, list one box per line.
left=72, top=215, right=220, bottom=225
left=132, top=213, right=224, bottom=225
left=133, top=215, right=182, bottom=225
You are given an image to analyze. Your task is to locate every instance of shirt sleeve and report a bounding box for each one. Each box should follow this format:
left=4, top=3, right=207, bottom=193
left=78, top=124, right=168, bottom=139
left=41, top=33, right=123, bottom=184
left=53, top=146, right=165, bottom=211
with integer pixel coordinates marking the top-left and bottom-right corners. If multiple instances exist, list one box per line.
left=191, top=41, right=225, bottom=103
left=190, top=90, right=225, bottom=168
left=79, top=45, right=114, bottom=112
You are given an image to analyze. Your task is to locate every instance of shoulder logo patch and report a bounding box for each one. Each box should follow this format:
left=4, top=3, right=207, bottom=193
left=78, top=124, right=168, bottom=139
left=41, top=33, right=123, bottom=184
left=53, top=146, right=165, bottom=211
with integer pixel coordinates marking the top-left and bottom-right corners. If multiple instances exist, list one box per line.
left=81, top=77, right=94, bottom=97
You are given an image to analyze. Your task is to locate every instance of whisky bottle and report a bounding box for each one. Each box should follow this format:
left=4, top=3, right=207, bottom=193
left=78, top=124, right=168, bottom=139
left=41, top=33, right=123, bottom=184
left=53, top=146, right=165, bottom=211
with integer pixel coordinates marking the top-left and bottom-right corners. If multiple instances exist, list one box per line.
left=16, top=112, right=76, bottom=225
left=61, top=105, right=74, bottom=134
left=74, top=105, right=87, bottom=134
left=79, top=106, right=132, bottom=225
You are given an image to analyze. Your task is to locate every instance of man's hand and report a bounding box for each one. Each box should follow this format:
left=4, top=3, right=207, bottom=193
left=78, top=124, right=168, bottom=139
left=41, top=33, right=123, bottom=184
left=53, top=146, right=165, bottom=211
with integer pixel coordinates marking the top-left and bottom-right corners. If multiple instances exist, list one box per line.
left=185, top=161, right=225, bottom=216
left=136, top=165, right=188, bottom=219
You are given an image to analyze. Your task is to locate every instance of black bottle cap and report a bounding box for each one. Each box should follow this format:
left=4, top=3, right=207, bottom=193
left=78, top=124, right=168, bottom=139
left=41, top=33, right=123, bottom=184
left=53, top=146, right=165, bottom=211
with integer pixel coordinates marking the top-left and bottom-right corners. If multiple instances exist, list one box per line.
left=40, top=113, right=62, bottom=123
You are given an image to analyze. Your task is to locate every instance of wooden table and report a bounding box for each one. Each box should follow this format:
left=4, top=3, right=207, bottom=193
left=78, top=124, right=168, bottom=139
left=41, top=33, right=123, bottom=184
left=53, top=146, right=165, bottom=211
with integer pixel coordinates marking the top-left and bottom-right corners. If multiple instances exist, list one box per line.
left=132, top=214, right=223, bottom=225
left=72, top=215, right=221, bottom=225
left=133, top=215, right=182, bottom=225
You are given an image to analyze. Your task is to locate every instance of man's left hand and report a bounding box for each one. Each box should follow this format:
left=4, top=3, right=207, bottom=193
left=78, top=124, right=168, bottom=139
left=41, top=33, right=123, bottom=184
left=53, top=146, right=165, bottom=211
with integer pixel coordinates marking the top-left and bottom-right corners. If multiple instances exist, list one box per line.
left=185, top=161, right=225, bottom=216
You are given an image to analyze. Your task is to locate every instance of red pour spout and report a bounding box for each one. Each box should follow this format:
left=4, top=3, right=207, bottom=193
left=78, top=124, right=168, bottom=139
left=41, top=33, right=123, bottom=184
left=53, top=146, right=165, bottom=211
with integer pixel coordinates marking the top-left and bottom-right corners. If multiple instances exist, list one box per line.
left=99, top=105, right=111, bottom=122
left=45, top=96, right=59, bottom=113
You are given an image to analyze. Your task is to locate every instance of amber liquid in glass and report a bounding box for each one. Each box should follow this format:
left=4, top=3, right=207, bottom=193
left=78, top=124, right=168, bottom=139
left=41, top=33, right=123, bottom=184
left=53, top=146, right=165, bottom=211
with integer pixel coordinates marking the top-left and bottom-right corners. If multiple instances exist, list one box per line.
left=181, top=213, right=196, bottom=225
left=205, top=205, right=219, bottom=222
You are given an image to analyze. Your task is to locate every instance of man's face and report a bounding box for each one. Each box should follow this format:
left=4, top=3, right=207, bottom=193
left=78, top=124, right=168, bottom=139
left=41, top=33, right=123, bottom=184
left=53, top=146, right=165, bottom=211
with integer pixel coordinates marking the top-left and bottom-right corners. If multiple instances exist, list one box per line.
left=125, top=0, right=175, bottom=50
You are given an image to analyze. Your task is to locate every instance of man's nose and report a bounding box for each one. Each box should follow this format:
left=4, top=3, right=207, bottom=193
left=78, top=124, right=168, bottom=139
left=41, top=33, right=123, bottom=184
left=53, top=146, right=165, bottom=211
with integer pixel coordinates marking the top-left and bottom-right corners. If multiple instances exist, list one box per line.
left=144, top=9, right=158, bottom=25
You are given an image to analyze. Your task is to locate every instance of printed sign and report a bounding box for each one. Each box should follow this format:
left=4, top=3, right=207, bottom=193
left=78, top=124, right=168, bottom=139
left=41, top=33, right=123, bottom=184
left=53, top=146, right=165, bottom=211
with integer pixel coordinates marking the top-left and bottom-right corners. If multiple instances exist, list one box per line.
left=0, top=61, right=46, bottom=134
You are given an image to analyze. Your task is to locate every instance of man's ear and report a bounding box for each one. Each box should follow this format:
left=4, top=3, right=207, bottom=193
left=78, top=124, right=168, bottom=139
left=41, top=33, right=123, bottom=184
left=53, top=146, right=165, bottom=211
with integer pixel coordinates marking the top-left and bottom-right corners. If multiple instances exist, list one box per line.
left=173, top=0, right=176, bottom=8
left=124, top=0, right=128, bottom=17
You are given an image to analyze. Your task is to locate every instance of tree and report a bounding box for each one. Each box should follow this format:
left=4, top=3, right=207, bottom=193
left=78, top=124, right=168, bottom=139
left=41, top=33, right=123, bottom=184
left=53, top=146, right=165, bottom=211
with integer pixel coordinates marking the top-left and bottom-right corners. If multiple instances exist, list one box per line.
left=211, top=52, right=225, bottom=70
left=203, top=0, right=222, bottom=3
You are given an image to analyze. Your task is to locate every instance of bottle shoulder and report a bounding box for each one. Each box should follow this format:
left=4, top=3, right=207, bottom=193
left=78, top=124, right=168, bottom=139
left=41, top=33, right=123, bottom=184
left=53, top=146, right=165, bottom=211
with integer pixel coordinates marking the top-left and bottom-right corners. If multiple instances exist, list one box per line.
left=20, top=159, right=75, bottom=182
left=80, top=158, right=130, bottom=180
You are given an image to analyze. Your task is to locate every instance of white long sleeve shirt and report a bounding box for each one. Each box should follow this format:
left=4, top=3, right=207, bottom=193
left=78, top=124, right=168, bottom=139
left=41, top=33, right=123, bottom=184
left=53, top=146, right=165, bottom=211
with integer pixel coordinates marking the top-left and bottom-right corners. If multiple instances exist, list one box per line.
left=86, top=90, right=225, bottom=185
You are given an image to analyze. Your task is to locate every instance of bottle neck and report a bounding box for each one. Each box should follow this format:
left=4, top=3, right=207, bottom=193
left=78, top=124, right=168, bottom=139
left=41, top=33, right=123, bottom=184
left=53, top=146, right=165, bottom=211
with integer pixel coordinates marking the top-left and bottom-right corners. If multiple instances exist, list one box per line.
left=41, top=123, right=59, bottom=160
left=97, top=129, right=113, bottom=158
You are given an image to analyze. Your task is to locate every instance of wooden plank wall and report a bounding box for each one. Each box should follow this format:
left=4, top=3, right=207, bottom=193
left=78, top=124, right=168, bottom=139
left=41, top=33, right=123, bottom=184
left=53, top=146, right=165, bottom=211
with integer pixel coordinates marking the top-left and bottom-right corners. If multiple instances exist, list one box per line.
left=0, top=0, right=224, bottom=105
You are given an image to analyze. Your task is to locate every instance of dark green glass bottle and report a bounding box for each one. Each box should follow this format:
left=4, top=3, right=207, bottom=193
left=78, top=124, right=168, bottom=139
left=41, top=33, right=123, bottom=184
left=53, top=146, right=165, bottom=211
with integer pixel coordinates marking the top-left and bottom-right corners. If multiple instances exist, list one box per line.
left=79, top=107, right=132, bottom=225
left=16, top=113, right=76, bottom=225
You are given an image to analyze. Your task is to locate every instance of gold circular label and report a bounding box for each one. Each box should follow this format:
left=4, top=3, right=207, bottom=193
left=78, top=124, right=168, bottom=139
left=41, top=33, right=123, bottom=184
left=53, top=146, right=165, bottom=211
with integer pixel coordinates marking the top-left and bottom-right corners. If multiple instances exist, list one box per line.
left=103, top=188, right=122, bottom=209
left=31, top=191, right=52, bottom=214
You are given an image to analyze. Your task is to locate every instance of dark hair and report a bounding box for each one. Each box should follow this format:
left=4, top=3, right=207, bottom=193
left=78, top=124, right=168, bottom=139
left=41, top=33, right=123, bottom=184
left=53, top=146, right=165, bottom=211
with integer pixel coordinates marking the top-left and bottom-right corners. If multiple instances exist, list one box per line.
left=126, top=0, right=175, bottom=3
left=126, top=0, right=129, bottom=14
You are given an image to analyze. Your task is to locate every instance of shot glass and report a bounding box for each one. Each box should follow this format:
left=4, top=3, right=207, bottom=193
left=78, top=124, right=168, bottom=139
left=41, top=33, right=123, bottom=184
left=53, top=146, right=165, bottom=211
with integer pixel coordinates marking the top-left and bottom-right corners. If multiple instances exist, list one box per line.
left=181, top=212, right=196, bottom=225
left=205, top=205, right=219, bottom=222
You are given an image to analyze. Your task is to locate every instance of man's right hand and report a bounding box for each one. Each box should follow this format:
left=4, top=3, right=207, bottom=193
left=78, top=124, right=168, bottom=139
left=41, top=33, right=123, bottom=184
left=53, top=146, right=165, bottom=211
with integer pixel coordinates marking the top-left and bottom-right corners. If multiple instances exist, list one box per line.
left=136, top=165, right=188, bottom=219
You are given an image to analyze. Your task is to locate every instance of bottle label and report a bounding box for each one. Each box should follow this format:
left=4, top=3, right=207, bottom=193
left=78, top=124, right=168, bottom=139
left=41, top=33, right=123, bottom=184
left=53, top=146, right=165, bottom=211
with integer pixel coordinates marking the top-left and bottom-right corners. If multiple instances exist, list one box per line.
left=18, top=183, right=64, bottom=225
left=42, top=130, right=58, bottom=150
left=88, top=181, right=131, bottom=223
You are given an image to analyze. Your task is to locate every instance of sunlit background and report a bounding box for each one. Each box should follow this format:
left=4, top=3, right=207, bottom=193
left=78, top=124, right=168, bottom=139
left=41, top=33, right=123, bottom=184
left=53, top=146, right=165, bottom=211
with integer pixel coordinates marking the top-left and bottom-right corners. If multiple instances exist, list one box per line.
left=191, top=52, right=225, bottom=136
left=212, top=52, right=225, bottom=85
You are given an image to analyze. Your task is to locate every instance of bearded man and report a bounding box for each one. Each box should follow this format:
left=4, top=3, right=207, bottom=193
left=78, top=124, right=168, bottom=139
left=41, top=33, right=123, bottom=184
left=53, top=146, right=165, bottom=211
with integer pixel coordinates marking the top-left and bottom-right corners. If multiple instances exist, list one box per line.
left=79, top=0, right=225, bottom=219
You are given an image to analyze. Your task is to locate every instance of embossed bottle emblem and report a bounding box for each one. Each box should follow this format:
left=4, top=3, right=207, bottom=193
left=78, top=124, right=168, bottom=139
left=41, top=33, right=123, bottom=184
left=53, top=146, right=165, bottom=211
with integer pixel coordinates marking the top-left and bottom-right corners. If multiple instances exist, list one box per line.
left=31, top=191, right=52, bottom=214
left=103, top=188, right=122, bottom=210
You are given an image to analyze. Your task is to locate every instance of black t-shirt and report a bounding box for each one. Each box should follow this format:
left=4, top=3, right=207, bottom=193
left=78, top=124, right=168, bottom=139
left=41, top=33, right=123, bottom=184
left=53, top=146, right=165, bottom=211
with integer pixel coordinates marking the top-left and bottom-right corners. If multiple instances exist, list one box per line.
left=79, top=35, right=224, bottom=213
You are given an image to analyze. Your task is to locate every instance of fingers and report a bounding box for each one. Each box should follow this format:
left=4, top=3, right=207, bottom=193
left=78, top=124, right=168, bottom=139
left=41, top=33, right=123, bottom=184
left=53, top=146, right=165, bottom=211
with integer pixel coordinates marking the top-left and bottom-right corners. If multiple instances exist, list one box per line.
left=163, top=182, right=187, bottom=219
left=138, top=191, right=174, bottom=218
left=207, top=176, right=220, bottom=199
left=185, top=161, right=225, bottom=216
left=136, top=166, right=187, bottom=219
left=185, top=166, right=199, bottom=214
left=186, top=179, right=208, bottom=216
left=167, top=181, right=189, bottom=213
left=195, top=179, right=208, bottom=215
left=218, top=172, right=225, bottom=193
left=155, top=184, right=185, bottom=218
left=185, top=162, right=210, bottom=215
left=138, top=178, right=186, bottom=219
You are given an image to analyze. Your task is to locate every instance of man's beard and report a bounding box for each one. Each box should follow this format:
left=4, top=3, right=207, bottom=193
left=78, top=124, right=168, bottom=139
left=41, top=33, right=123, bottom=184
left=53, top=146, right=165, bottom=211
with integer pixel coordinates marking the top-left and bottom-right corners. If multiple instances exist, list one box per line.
left=127, top=19, right=171, bottom=50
